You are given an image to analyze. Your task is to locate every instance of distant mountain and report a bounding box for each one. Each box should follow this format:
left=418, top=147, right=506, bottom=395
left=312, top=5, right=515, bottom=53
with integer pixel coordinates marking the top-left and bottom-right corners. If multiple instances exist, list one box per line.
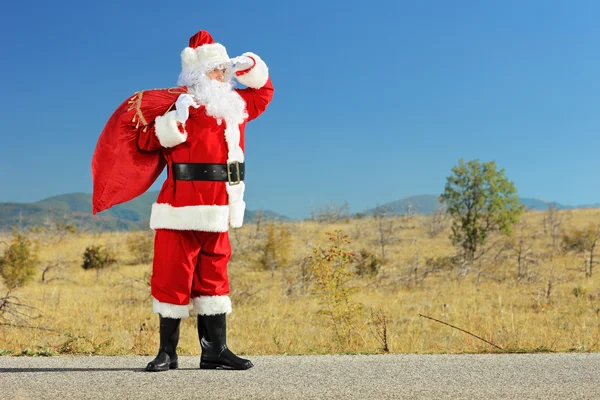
left=518, top=198, right=572, bottom=211
left=2, top=192, right=597, bottom=232
left=365, top=195, right=442, bottom=215
left=364, top=195, right=594, bottom=216
left=0, top=192, right=289, bottom=232
left=580, top=203, right=600, bottom=209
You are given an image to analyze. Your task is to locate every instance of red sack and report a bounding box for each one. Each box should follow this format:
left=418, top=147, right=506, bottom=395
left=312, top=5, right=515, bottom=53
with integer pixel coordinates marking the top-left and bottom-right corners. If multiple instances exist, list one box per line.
left=91, top=87, right=187, bottom=214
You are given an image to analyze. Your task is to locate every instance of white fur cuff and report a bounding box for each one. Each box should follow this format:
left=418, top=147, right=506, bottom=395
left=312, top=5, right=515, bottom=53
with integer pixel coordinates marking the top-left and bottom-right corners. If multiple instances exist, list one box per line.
left=154, top=110, right=188, bottom=148
left=235, top=52, right=269, bottom=89
left=152, top=297, right=190, bottom=318
left=192, top=296, right=232, bottom=315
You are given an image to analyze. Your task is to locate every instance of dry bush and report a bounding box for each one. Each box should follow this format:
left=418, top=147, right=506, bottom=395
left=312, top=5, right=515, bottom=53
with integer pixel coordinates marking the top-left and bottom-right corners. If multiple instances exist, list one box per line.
left=561, top=223, right=600, bottom=277
left=308, top=230, right=362, bottom=348
left=257, top=223, right=292, bottom=276
left=354, top=249, right=382, bottom=277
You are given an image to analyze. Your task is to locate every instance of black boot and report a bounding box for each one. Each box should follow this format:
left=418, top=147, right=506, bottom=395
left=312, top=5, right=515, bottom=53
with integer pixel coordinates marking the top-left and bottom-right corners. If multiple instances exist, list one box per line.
left=198, top=314, right=253, bottom=370
left=145, top=316, right=181, bottom=372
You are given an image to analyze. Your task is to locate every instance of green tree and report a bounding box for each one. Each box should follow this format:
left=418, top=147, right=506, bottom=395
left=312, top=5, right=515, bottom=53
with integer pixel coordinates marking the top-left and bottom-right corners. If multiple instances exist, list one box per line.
left=0, top=230, right=39, bottom=290
left=439, top=159, right=525, bottom=261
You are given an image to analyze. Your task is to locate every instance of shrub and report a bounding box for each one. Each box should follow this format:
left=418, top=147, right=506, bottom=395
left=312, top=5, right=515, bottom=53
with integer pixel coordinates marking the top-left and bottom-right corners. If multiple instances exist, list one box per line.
left=309, top=231, right=362, bottom=347
left=257, top=223, right=292, bottom=274
left=354, top=249, right=382, bottom=277
left=82, top=245, right=116, bottom=271
left=0, top=230, right=39, bottom=290
left=561, top=226, right=599, bottom=253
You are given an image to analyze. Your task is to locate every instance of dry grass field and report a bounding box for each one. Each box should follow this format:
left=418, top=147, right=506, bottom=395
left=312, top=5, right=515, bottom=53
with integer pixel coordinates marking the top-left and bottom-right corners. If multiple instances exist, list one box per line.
left=1, top=207, right=600, bottom=358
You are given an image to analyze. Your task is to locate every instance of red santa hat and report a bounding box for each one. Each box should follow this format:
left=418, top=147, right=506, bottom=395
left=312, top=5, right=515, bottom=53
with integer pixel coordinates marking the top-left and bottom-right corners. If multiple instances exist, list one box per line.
left=181, top=30, right=230, bottom=72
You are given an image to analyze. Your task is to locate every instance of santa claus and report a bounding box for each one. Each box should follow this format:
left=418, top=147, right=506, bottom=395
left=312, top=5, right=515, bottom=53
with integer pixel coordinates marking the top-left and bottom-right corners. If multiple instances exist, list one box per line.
left=92, top=29, right=274, bottom=371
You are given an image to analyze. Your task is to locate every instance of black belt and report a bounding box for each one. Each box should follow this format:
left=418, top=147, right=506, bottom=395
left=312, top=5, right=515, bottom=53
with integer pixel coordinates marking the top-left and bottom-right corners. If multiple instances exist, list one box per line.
left=171, top=162, right=245, bottom=185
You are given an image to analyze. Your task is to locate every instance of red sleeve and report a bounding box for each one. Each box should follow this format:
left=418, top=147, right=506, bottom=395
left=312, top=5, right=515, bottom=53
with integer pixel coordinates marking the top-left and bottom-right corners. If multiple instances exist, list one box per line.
left=236, top=77, right=274, bottom=122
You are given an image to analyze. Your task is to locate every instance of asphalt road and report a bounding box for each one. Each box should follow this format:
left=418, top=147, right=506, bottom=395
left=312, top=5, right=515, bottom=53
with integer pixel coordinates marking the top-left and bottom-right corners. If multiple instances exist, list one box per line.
left=1, top=353, right=599, bottom=399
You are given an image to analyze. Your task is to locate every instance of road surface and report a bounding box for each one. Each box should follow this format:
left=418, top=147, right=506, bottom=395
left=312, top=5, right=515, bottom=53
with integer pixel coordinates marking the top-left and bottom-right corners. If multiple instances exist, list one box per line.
left=1, top=353, right=599, bottom=399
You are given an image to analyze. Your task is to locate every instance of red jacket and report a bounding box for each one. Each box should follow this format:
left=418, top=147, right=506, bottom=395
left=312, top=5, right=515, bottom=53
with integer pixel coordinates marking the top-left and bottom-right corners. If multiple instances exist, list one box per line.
left=136, top=54, right=274, bottom=232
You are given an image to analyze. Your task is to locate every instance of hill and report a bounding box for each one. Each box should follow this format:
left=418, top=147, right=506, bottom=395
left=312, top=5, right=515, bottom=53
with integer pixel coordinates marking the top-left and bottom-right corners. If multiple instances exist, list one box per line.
left=365, top=195, right=589, bottom=216
left=0, top=192, right=289, bottom=231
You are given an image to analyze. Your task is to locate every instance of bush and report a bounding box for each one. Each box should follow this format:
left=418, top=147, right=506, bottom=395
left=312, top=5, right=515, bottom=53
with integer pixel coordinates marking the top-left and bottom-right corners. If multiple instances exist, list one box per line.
left=82, top=245, right=116, bottom=271
left=126, top=231, right=154, bottom=264
left=257, top=223, right=292, bottom=273
left=561, top=226, right=599, bottom=253
left=309, top=231, right=361, bottom=347
left=354, top=249, right=382, bottom=277
left=0, top=230, right=39, bottom=290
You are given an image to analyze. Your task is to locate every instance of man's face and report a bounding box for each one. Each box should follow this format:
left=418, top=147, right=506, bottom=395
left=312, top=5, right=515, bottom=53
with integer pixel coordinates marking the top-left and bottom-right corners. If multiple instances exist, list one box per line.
left=207, top=67, right=226, bottom=82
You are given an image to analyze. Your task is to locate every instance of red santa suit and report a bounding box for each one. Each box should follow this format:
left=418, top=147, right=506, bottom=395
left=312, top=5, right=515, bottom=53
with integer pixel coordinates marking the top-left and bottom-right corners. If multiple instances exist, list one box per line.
left=132, top=32, right=273, bottom=319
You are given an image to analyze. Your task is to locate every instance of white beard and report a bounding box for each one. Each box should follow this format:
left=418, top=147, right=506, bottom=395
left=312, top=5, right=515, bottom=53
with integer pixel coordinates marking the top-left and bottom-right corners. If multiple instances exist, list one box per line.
left=177, top=69, right=247, bottom=125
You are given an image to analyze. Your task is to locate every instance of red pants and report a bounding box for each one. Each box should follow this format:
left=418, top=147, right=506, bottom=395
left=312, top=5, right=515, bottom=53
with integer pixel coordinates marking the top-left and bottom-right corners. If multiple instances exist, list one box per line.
left=151, top=229, right=231, bottom=318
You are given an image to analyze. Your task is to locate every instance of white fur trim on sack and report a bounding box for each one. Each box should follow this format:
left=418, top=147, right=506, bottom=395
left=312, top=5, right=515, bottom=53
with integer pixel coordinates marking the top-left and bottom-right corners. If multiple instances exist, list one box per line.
left=192, top=295, right=232, bottom=315
left=154, top=110, right=187, bottom=148
left=152, top=297, right=190, bottom=318
left=149, top=203, right=230, bottom=232
left=235, top=52, right=269, bottom=89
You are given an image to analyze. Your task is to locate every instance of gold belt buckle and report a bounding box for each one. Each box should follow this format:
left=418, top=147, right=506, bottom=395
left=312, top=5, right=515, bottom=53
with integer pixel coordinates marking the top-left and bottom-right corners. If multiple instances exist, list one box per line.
left=227, top=161, right=241, bottom=186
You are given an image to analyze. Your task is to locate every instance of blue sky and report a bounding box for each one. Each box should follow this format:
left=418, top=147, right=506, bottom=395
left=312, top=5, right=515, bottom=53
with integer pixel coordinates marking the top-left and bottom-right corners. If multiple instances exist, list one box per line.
left=0, top=0, right=599, bottom=219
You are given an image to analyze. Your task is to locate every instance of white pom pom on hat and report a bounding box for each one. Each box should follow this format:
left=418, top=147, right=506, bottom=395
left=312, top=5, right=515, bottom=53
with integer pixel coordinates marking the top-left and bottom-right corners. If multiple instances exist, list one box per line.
left=181, top=30, right=229, bottom=72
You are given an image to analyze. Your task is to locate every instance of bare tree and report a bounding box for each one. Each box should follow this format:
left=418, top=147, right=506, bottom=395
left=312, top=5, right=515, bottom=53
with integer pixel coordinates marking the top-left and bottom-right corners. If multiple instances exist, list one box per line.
left=373, top=205, right=395, bottom=262
left=407, top=239, right=421, bottom=286
left=254, top=209, right=263, bottom=239
left=428, top=204, right=449, bottom=238
left=473, top=238, right=511, bottom=283
left=309, top=201, right=351, bottom=223
left=508, top=222, right=538, bottom=281
left=543, top=205, right=563, bottom=257
left=402, top=201, right=415, bottom=223
left=583, top=225, right=600, bottom=278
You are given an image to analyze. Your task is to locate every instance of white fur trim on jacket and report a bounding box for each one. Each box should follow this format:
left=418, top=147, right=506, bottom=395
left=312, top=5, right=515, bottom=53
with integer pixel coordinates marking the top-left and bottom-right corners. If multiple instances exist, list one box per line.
left=235, top=52, right=269, bottom=89
left=226, top=182, right=246, bottom=228
left=150, top=203, right=230, bottom=232
left=154, top=110, right=187, bottom=148
left=152, top=297, right=190, bottom=318
left=181, top=43, right=229, bottom=72
left=221, top=117, right=246, bottom=228
left=224, top=122, right=244, bottom=162
left=192, top=295, right=232, bottom=315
